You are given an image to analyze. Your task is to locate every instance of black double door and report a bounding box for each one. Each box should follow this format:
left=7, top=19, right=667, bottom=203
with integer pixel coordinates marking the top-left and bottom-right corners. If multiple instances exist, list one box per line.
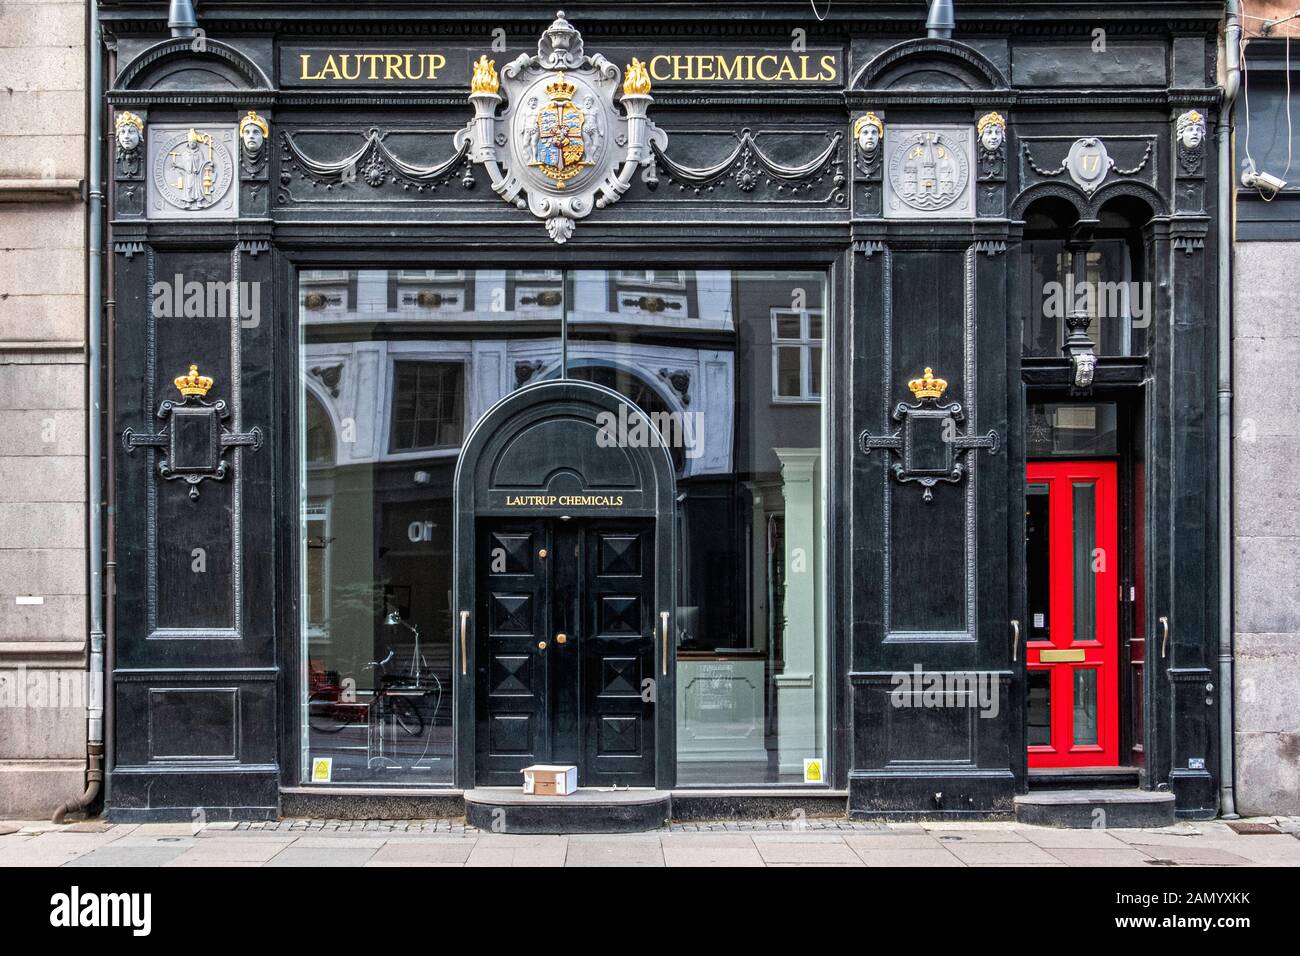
left=476, top=518, right=656, bottom=787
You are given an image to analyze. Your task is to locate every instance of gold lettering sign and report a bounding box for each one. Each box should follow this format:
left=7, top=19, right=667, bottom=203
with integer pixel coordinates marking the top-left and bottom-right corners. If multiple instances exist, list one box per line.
left=644, top=52, right=838, bottom=84
left=504, top=495, right=626, bottom=507
left=279, top=45, right=841, bottom=89
left=296, top=52, right=449, bottom=83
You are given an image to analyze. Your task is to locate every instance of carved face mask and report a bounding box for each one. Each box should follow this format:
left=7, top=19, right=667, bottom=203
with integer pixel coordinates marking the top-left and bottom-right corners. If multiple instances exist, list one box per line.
left=858, top=125, right=880, bottom=156
left=241, top=124, right=265, bottom=153
left=980, top=124, right=1004, bottom=153
left=117, top=124, right=141, bottom=151
left=1181, top=124, right=1204, bottom=150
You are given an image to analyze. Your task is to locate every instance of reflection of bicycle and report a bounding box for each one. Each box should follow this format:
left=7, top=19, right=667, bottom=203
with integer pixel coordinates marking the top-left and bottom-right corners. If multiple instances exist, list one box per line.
left=307, top=651, right=424, bottom=737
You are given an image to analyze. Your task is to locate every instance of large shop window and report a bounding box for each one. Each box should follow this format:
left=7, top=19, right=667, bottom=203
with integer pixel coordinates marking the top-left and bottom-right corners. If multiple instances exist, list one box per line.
left=299, top=268, right=827, bottom=787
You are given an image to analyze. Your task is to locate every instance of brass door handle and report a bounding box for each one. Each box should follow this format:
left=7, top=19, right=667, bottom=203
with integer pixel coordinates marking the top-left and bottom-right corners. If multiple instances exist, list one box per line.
left=459, top=610, right=469, bottom=675
left=1159, top=616, right=1170, bottom=658
left=1011, top=619, right=1021, bottom=662
left=660, top=611, right=669, bottom=676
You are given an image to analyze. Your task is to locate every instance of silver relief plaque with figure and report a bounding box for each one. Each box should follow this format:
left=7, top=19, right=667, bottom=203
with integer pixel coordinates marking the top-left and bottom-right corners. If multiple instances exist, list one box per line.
left=882, top=124, right=975, bottom=219
left=147, top=124, right=239, bottom=219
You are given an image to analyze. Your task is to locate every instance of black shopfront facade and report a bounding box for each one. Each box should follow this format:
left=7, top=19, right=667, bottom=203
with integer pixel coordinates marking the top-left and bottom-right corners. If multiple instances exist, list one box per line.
left=100, top=1, right=1228, bottom=823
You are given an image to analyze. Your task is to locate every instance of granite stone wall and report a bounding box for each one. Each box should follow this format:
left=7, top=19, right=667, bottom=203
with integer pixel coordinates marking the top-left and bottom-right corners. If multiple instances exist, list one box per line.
left=1232, top=240, right=1300, bottom=816
left=0, top=0, right=88, bottom=818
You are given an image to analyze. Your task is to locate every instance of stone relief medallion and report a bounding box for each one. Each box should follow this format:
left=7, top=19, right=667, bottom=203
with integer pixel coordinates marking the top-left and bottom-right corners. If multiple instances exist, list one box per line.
left=146, top=124, right=238, bottom=219
left=883, top=126, right=973, bottom=219
left=1064, top=137, right=1111, bottom=195
left=456, top=11, right=666, bottom=243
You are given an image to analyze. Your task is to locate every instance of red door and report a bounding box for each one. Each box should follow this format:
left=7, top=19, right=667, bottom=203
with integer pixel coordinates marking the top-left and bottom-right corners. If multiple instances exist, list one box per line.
left=1025, top=461, right=1119, bottom=767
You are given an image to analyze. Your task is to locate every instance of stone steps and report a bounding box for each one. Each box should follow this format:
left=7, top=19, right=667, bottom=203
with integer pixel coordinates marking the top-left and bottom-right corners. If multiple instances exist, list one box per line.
left=1014, top=787, right=1176, bottom=828
left=463, top=787, right=671, bottom=834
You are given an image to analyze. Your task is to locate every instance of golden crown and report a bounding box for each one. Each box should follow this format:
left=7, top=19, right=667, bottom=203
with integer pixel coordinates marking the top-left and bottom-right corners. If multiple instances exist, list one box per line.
left=115, top=110, right=144, bottom=133
left=239, top=110, right=269, bottom=137
left=174, top=364, right=214, bottom=398
left=977, top=111, right=1006, bottom=135
left=854, top=112, right=884, bottom=139
left=546, top=72, right=577, bottom=101
left=623, top=58, right=652, bottom=96
left=908, top=367, right=948, bottom=401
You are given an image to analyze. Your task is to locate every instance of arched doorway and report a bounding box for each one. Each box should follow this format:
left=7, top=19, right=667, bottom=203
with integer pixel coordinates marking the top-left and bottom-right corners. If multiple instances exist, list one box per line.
left=451, top=381, right=677, bottom=789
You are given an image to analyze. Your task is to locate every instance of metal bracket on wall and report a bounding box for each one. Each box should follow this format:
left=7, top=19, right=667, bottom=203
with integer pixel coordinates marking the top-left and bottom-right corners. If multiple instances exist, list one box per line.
left=122, top=364, right=263, bottom=500
left=858, top=367, right=999, bottom=502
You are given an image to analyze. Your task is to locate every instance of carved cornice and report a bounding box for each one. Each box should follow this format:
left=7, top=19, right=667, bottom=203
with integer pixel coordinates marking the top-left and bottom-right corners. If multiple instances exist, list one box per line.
left=107, top=91, right=276, bottom=107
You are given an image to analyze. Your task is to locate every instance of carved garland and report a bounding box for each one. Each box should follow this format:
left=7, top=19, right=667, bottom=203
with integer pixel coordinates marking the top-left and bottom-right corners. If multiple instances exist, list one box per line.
left=281, top=127, right=474, bottom=191
left=1023, top=140, right=1152, bottom=183
left=650, top=129, right=844, bottom=196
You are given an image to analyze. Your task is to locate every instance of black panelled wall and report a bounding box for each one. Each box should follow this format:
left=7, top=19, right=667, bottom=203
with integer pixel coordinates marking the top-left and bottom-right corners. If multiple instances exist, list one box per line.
left=99, top=2, right=1226, bottom=819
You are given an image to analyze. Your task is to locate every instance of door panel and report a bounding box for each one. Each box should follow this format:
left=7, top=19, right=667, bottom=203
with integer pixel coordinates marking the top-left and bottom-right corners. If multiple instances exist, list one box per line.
left=1026, top=461, right=1119, bottom=768
left=475, top=518, right=655, bottom=787
left=582, top=523, right=655, bottom=786
left=476, top=521, right=551, bottom=785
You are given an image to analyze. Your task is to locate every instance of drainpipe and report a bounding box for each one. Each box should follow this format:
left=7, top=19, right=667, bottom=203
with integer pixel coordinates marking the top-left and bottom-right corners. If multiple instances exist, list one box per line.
left=927, top=0, right=956, bottom=39
left=54, top=0, right=104, bottom=824
left=1216, top=0, right=1241, bottom=820
left=168, top=0, right=198, bottom=38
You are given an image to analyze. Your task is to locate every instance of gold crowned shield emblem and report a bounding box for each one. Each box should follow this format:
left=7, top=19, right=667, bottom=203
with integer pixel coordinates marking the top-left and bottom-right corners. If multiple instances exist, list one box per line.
left=530, top=73, right=592, bottom=188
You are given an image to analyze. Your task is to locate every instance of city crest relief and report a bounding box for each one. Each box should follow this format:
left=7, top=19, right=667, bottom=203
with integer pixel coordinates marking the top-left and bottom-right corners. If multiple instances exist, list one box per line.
left=456, top=11, right=666, bottom=242
left=883, top=125, right=974, bottom=219
left=146, top=124, right=238, bottom=219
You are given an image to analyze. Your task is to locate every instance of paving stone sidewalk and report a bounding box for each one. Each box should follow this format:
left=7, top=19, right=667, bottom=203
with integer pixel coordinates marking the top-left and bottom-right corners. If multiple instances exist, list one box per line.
left=1, top=817, right=1298, bottom=867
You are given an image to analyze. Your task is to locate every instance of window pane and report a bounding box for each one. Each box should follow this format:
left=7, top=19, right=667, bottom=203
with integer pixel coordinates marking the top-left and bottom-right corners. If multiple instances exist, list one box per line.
left=1027, top=670, right=1051, bottom=747
left=570, top=269, right=828, bottom=785
left=1026, top=402, right=1118, bottom=457
left=776, top=346, right=802, bottom=397
left=300, top=268, right=826, bottom=789
left=1022, top=238, right=1136, bottom=357
left=1072, top=482, right=1097, bottom=644
left=299, top=268, right=561, bottom=786
left=775, top=314, right=802, bottom=340
left=1073, top=668, right=1098, bottom=746
left=1026, top=484, right=1051, bottom=640
left=391, top=361, right=464, bottom=452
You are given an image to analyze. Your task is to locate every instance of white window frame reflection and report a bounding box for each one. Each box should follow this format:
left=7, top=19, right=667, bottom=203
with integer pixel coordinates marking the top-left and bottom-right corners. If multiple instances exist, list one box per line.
left=770, top=307, right=824, bottom=404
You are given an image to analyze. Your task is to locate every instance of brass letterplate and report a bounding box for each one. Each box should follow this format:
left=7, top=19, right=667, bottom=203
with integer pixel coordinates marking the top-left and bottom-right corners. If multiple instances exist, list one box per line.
left=1039, top=648, right=1087, bottom=663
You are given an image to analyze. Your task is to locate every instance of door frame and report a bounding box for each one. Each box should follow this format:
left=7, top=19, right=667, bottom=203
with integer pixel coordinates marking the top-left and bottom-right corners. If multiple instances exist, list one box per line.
left=452, top=380, right=678, bottom=790
left=474, top=515, right=657, bottom=786
left=1025, top=459, right=1120, bottom=767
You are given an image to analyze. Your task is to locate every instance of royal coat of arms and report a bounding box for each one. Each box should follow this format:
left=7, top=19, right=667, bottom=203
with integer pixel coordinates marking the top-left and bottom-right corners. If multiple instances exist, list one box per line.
left=456, top=11, right=666, bottom=242
left=529, top=74, right=595, bottom=185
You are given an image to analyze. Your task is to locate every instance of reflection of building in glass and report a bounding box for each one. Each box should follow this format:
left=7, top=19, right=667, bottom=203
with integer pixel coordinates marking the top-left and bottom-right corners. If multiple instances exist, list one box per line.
left=300, top=268, right=824, bottom=786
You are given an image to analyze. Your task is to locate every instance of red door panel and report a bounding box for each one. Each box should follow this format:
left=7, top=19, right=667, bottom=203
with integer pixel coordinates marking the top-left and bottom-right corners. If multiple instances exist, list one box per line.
left=1026, top=461, right=1119, bottom=768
